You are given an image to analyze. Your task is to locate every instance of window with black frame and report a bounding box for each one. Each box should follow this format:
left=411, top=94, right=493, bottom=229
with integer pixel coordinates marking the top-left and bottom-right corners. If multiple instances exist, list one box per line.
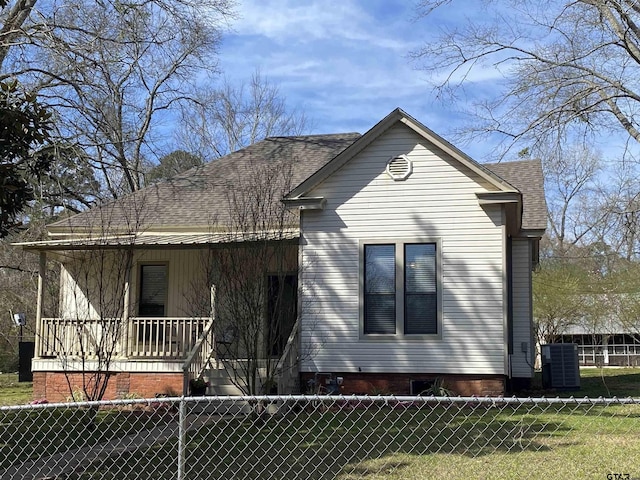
left=139, top=264, right=167, bottom=316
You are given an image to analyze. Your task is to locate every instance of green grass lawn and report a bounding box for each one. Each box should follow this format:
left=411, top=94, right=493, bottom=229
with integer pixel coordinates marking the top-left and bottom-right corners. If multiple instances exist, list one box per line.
left=70, top=399, right=640, bottom=480
left=0, top=404, right=176, bottom=470
left=525, top=366, right=640, bottom=398
left=0, top=373, right=32, bottom=406
left=566, top=367, right=640, bottom=397
left=2, top=368, right=640, bottom=479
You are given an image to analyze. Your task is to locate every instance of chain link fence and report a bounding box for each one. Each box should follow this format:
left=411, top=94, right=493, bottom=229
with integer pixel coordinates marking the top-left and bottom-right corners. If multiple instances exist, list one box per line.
left=1, top=395, right=639, bottom=480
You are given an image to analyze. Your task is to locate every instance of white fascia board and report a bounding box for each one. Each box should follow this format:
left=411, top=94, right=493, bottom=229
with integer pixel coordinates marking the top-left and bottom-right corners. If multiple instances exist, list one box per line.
left=476, top=191, right=521, bottom=205
left=282, top=197, right=327, bottom=210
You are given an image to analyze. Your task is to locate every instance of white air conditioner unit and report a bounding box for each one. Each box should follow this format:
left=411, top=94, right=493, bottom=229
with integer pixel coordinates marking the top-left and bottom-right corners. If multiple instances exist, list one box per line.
left=541, top=343, right=580, bottom=390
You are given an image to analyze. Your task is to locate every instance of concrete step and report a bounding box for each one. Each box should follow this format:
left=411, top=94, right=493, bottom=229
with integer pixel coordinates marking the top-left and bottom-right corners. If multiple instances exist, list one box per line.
left=207, top=382, right=244, bottom=396
left=188, top=391, right=252, bottom=415
left=202, top=366, right=248, bottom=393
left=188, top=397, right=252, bottom=415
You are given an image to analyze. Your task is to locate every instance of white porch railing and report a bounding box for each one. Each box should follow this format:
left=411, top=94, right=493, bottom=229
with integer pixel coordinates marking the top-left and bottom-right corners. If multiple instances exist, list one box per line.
left=39, top=318, right=126, bottom=358
left=276, top=320, right=300, bottom=394
left=38, top=317, right=211, bottom=359
left=129, top=317, right=210, bottom=358
left=182, top=318, right=216, bottom=394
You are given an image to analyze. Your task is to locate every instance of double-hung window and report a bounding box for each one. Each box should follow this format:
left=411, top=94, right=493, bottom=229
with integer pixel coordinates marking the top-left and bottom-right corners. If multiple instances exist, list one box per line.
left=364, top=244, right=396, bottom=334
left=362, top=240, right=440, bottom=336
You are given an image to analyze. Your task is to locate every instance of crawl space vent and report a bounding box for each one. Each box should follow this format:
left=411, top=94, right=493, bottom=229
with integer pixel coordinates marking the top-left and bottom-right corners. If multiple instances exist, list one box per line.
left=386, top=155, right=412, bottom=180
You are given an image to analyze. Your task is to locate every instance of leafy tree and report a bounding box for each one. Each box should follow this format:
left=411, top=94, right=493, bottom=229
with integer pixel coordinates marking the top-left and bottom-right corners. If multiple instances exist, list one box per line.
left=533, top=260, right=592, bottom=343
left=144, top=150, right=203, bottom=185
left=0, top=79, right=52, bottom=237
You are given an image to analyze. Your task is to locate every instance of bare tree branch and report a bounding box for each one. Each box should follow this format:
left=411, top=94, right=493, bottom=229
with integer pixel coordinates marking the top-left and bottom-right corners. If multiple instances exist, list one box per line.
left=413, top=0, right=640, bottom=156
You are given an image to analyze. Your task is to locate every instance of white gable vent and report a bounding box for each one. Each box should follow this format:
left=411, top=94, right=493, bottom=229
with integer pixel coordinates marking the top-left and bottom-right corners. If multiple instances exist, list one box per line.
left=385, top=155, right=412, bottom=181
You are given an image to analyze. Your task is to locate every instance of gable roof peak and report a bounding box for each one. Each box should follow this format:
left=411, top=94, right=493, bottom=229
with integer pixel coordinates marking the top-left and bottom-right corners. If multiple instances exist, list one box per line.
left=286, top=107, right=518, bottom=199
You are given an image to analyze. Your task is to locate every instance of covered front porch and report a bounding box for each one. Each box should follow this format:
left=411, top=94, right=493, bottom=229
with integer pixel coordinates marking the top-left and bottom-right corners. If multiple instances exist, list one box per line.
left=18, top=232, right=302, bottom=397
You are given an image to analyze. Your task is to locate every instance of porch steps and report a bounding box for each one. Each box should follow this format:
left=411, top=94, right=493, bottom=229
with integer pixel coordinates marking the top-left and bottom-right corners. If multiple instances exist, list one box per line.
left=200, top=367, right=251, bottom=415
left=204, top=365, right=245, bottom=395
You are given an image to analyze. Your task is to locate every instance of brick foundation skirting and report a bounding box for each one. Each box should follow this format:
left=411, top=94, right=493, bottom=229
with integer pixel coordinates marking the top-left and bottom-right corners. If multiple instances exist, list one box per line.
left=33, top=371, right=184, bottom=402
left=33, top=371, right=506, bottom=402
left=300, top=372, right=506, bottom=397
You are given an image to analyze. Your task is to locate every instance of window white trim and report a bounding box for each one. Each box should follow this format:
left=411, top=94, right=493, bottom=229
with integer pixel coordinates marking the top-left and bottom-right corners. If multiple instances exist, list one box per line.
left=359, top=238, right=442, bottom=340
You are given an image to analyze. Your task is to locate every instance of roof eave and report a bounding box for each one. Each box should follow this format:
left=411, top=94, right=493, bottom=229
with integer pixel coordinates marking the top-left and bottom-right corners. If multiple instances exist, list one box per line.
left=13, top=229, right=301, bottom=252
left=516, top=228, right=546, bottom=238
left=476, top=191, right=521, bottom=205
left=282, top=197, right=327, bottom=210
left=476, top=191, right=523, bottom=236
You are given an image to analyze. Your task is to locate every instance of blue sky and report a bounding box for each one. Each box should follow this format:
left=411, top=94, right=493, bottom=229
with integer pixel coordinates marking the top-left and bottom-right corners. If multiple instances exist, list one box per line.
left=217, top=0, right=505, bottom=161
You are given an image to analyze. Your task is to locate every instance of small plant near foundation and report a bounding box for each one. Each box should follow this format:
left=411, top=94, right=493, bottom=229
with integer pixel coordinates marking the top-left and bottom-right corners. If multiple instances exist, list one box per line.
left=66, top=388, right=87, bottom=403
left=189, top=377, right=210, bottom=396
left=118, top=392, right=142, bottom=400
left=422, top=378, right=454, bottom=397
left=368, top=385, right=393, bottom=396
left=162, top=386, right=180, bottom=397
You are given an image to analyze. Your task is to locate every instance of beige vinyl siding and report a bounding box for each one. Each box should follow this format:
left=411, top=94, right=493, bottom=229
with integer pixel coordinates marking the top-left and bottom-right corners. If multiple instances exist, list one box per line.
left=131, top=249, right=211, bottom=317
left=58, top=245, right=298, bottom=320
left=59, top=249, right=212, bottom=319
left=60, top=263, right=99, bottom=319
left=59, top=252, right=126, bottom=320
left=300, top=124, right=507, bottom=375
left=511, top=239, right=534, bottom=378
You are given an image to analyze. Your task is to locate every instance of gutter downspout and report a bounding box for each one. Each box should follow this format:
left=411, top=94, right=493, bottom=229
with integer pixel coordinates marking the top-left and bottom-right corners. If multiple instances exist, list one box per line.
left=507, top=235, right=514, bottom=380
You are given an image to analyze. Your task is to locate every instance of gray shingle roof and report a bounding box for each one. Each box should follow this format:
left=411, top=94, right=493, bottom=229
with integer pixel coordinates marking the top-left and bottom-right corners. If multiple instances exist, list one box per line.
left=50, top=133, right=361, bottom=231
left=485, top=159, right=548, bottom=231
left=49, top=133, right=546, bottom=235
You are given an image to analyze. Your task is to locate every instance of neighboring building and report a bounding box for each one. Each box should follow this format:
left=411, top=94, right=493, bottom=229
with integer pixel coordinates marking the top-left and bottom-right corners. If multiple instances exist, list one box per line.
left=16, top=108, right=546, bottom=401
left=558, top=322, right=640, bottom=367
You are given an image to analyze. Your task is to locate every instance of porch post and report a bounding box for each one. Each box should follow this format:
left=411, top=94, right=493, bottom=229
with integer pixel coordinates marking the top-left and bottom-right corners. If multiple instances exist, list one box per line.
left=210, top=284, right=216, bottom=367
left=209, top=284, right=216, bottom=320
left=122, top=256, right=132, bottom=357
left=34, top=251, right=46, bottom=359
left=603, top=334, right=610, bottom=365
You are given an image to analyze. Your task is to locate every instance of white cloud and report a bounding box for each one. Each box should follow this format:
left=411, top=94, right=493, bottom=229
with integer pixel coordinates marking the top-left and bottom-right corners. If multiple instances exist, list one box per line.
left=215, top=0, right=506, bottom=159
left=233, top=0, right=417, bottom=51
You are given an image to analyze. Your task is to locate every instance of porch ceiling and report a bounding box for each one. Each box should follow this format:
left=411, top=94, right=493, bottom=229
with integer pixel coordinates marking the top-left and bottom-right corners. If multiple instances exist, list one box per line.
left=13, top=229, right=300, bottom=251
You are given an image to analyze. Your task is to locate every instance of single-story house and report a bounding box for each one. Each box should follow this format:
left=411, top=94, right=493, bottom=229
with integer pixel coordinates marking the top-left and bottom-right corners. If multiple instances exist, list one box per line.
left=16, top=108, right=547, bottom=401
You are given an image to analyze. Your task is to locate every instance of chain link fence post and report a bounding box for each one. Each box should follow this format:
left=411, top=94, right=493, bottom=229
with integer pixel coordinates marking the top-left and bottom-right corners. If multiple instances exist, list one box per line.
left=177, top=397, right=187, bottom=480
